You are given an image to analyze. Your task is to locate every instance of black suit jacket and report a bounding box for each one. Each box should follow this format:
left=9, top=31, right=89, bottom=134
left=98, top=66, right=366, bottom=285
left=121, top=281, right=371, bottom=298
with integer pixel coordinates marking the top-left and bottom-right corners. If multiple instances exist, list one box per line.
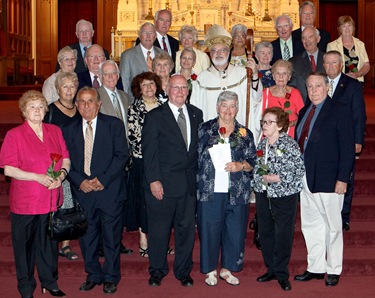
left=289, top=50, right=325, bottom=103
left=136, top=34, right=179, bottom=63
left=271, top=37, right=304, bottom=65
left=77, top=70, right=124, bottom=91
left=63, top=113, right=128, bottom=213
left=56, top=43, right=110, bottom=74
left=331, top=73, right=366, bottom=145
left=292, top=28, right=331, bottom=52
left=142, top=103, right=203, bottom=197
left=296, top=98, right=355, bottom=193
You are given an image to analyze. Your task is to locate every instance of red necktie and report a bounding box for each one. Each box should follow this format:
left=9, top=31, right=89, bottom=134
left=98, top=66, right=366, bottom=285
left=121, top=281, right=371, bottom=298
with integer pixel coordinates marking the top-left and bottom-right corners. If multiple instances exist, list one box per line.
left=93, top=75, right=100, bottom=89
left=298, top=105, right=316, bottom=153
left=162, top=36, right=168, bottom=52
left=310, top=55, right=316, bottom=72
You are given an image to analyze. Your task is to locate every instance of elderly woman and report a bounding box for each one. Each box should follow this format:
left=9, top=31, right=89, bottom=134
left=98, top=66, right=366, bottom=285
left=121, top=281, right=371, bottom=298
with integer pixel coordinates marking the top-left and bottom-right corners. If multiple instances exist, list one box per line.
left=127, top=72, right=163, bottom=257
left=44, top=71, right=81, bottom=261
left=152, top=52, right=174, bottom=102
left=42, top=46, right=77, bottom=104
left=327, top=15, right=370, bottom=82
left=0, top=90, right=70, bottom=297
left=253, top=107, right=304, bottom=291
left=262, top=59, right=304, bottom=139
left=254, top=41, right=275, bottom=88
left=197, top=91, right=256, bottom=286
left=177, top=48, right=197, bottom=103
left=230, top=24, right=249, bottom=67
left=175, top=25, right=211, bottom=74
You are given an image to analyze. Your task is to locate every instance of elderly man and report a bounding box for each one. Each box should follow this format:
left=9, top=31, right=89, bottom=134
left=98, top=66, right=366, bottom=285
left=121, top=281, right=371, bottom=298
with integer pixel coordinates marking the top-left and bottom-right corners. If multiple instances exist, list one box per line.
left=294, top=72, right=355, bottom=287
left=323, top=50, right=366, bottom=231
left=63, top=87, right=128, bottom=294
left=190, top=25, right=263, bottom=144
left=271, top=14, right=304, bottom=64
left=289, top=27, right=325, bottom=103
left=120, top=22, right=164, bottom=98
left=142, top=75, right=203, bottom=287
left=292, top=1, right=331, bottom=52
left=77, top=44, right=123, bottom=91
left=56, top=19, right=110, bottom=73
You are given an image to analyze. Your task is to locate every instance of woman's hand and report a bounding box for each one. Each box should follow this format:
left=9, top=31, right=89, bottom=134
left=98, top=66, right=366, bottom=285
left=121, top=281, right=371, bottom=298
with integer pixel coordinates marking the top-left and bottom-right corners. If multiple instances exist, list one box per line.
left=35, top=173, right=55, bottom=188
left=263, top=174, right=281, bottom=184
left=225, top=162, right=244, bottom=173
left=48, top=176, right=63, bottom=190
left=246, top=57, right=258, bottom=74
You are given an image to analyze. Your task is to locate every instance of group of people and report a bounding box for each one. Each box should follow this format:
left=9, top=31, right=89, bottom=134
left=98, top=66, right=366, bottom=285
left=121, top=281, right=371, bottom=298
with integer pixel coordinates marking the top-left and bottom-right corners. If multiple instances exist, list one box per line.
left=0, top=1, right=368, bottom=297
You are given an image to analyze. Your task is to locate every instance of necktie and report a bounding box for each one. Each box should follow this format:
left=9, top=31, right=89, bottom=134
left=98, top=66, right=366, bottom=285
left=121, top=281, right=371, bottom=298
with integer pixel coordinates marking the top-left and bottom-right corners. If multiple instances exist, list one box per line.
left=146, top=51, right=153, bottom=72
left=162, top=36, right=168, bottom=52
left=328, top=80, right=334, bottom=97
left=84, top=121, right=93, bottom=176
left=112, top=92, right=124, bottom=122
left=177, top=108, right=188, bottom=149
left=283, top=42, right=290, bottom=60
left=310, top=55, right=316, bottom=71
left=93, top=75, right=100, bottom=89
left=298, top=105, right=316, bottom=153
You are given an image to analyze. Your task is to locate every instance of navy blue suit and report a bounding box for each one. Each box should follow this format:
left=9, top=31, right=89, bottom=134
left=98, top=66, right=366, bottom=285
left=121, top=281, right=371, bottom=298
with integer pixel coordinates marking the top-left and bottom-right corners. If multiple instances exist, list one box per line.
left=63, top=113, right=128, bottom=284
left=330, top=74, right=366, bottom=223
left=77, top=70, right=124, bottom=91
left=292, top=28, right=331, bottom=52
left=270, top=37, right=304, bottom=65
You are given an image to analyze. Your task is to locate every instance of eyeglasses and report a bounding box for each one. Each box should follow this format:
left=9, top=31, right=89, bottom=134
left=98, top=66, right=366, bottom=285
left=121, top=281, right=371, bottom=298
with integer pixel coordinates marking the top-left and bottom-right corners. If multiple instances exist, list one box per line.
left=233, top=34, right=245, bottom=39
left=181, top=56, right=195, bottom=61
left=102, top=72, right=119, bottom=77
left=210, top=48, right=229, bottom=54
left=86, top=54, right=105, bottom=60
left=260, top=120, right=277, bottom=126
left=140, top=31, right=156, bottom=36
left=169, top=85, right=189, bottom=92
left=62, top=57, right=75, bottom=62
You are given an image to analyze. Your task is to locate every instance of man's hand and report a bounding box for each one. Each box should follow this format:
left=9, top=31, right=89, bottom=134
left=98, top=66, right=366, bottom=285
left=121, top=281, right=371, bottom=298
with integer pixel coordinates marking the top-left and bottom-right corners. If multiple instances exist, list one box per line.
left=335, top=181, right=347, bottom=195
left=150, top=181, right=164, bottom=200
left=80, top=179, right=97, bottom=193
left=90, top=177, right=104, bottom=191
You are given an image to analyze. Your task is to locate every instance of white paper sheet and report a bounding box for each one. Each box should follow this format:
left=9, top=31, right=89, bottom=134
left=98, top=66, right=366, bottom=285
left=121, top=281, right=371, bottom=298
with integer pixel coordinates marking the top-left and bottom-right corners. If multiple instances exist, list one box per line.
left=208, top=143, right=232, bottom=192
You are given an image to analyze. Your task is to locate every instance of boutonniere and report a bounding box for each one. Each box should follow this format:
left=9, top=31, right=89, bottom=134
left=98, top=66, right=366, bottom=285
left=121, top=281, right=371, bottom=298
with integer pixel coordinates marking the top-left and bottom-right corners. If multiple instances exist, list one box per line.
left=229, top=127, right=247, bottom=148
left=275, top=148, right=285, bottom=157
left=258, top=72, right=263, bottom=79
left=191, top=73, right=197, bottom=81
left=284, top=92, right=292, bottom=115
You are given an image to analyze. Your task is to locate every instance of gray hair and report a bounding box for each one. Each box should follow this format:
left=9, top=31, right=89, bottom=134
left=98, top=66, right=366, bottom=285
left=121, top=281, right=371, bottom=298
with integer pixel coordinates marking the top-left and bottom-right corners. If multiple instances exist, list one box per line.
left=180, top=48, right=196, bottom=61
left=178, top=25, right=198, bottom=43
left=299, top=1, right=316, bottom=16
left=231, top=24, right=247, bottom=37
left=274, top=14, right=293, bottom=28
left=139, top=22, right=155, bottom=36
left=323, top=50, right=343, bottom=61
left=152, top=52, right=174, bottom=73
left=216, top=91, right=239, bottom=108
left=98, top=60, right=120, bottom=77
left=154, top=9, right=172, bottom=22
left=306, top=71, right=329, bottom=87
left=255, top=41, right=273, bottom=57
left=57, top=46, right=77, bottom=64
left=76, top=19, right=93, bottom=33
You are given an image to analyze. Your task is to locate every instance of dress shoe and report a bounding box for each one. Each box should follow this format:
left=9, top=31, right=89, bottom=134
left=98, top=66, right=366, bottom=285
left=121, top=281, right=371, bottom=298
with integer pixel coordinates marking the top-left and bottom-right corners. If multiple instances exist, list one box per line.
left=148, top=276, right=162, bottom=287
left=99, top=249, right=105, bottom=258
left=278, top=279, right=292, bottom=291
left=179, top=275, right=194, bottom=287
left=79, top=281, right=100, bottom=291
left=120, top=243, right=133, bottom=254
left=257, top=272, right=277, bottom=282
left=325, top=274, right=340, bottom=286
left=103, top=282, right=117, bottom=294
left=343, top=222, right=350, bottom=231
left=294, top=271, right=325, bottom=281
left=41, top=288, right=66, bottom=296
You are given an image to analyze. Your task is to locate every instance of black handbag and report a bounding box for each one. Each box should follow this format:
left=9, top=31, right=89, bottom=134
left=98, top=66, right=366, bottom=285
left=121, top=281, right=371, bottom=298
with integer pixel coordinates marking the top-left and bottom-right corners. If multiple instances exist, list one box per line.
left=49, top=202, right=88, bottom=241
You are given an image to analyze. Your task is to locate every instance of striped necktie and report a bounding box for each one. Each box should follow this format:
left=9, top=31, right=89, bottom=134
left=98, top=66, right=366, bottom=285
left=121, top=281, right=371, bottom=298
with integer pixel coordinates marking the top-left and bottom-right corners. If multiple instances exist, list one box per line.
left=283, top=42, right=290, bottom=60
left=162, top=36, right=168, bottom=52
left=112, top=92, right=124, bottom=122
left=147, top=51, right=153, bottom=72
left=177, top=108, right=188, bottom=149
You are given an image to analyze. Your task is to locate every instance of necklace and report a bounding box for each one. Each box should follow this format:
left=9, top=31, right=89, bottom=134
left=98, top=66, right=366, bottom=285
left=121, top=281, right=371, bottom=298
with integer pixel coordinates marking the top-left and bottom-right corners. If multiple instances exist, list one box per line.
left=58, top=99, right=75, bottom=110
left=143, top=98, right=157, bottom=104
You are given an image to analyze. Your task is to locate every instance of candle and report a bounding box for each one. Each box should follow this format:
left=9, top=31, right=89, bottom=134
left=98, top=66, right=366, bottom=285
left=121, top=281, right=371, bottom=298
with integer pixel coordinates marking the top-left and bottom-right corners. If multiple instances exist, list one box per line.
left=111, top=27, right=114, bottom=57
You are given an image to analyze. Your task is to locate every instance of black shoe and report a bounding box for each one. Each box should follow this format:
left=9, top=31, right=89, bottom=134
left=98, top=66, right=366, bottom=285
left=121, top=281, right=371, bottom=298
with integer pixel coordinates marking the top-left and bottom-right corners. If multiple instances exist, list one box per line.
left=278, top=279, right=292, bottom=291
left=343, top=222, right=350, bottom=231
left=41, top=288, right=66, bottom=296
left=325, top=274, right=340, bottom=286
left=99, top=249, right=105, bottom=258
left=257, top=272, right=277, bottom=282
left=79, top=281, right=100, bottom=291
left=103, top=282, right=117, bottom=294
left=294, top=271, right=325, bottom=281
left=120, top=243, right=133, bottom=254
left=179, top=275, right=194, bottom=287
left=148, top=276, right=162, bottom=287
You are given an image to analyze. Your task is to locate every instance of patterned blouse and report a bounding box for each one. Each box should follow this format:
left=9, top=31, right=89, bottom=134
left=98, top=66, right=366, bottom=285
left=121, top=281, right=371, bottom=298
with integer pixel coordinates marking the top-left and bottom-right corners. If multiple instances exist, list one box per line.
left=252, top=132, right=305, bottom=198
left=127, top=98, right=163, bottom=159
left=343, top=46, right=359, bottom=74
left=197, top=118, right=256, bottom=205
left=259, top=69, right=275, bottom=88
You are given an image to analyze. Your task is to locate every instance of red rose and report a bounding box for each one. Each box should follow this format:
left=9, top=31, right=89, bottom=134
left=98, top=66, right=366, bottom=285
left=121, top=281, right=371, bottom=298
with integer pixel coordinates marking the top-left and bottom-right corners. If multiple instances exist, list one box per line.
left=285, top=93, right=291, bottom=100
left=256, top=150, right=264, bottom=157
left=191, top=73, right=197, bottom=81
left=50, top=153, right=62, bottom=163
left=348, top=64, right=355, bottom=71
left=258, top=72, right=263, bottom=79
left=219, top=127, right=226, bottom=135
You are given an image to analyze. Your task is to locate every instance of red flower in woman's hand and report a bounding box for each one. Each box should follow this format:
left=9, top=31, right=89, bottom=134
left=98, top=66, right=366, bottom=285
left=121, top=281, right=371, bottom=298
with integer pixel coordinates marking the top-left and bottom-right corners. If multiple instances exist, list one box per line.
left=191, top=73, right=198, bottom=81
left=256, top=150, right=264, bottom=157
left=47, top=153, right=63, bottom=179
left=50, top=153, right=62, bottom=163
left=219, top=127, right=226, bottom=135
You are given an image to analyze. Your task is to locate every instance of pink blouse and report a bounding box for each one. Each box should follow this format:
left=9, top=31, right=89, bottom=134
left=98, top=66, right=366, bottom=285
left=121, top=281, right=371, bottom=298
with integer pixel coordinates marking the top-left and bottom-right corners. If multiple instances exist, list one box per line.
left=262, top=87, right=304, bottom=138
left=0, top=121, right=69, bottom=214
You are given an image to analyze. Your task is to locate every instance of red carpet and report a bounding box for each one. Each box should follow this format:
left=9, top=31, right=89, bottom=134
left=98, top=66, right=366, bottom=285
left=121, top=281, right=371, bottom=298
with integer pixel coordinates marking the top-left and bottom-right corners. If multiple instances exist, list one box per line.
left=1, top=90, right=375, bottom=297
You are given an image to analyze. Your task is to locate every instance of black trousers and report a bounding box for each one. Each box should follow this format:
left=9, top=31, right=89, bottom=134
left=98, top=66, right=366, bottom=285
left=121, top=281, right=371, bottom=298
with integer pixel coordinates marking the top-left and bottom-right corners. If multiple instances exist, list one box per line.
left=255, top=192, right=298, bottom=280
left=145, top=188, right=196, bottom=279
left=10, top=212, right=58, bottom=298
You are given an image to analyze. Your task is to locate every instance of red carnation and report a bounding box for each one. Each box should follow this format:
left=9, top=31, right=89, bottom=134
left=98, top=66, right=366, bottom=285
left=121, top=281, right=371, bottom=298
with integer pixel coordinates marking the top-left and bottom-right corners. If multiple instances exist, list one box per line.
left=191, top=73, right=198, bottom=81
left=256, top=150, right=264, bottom=157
